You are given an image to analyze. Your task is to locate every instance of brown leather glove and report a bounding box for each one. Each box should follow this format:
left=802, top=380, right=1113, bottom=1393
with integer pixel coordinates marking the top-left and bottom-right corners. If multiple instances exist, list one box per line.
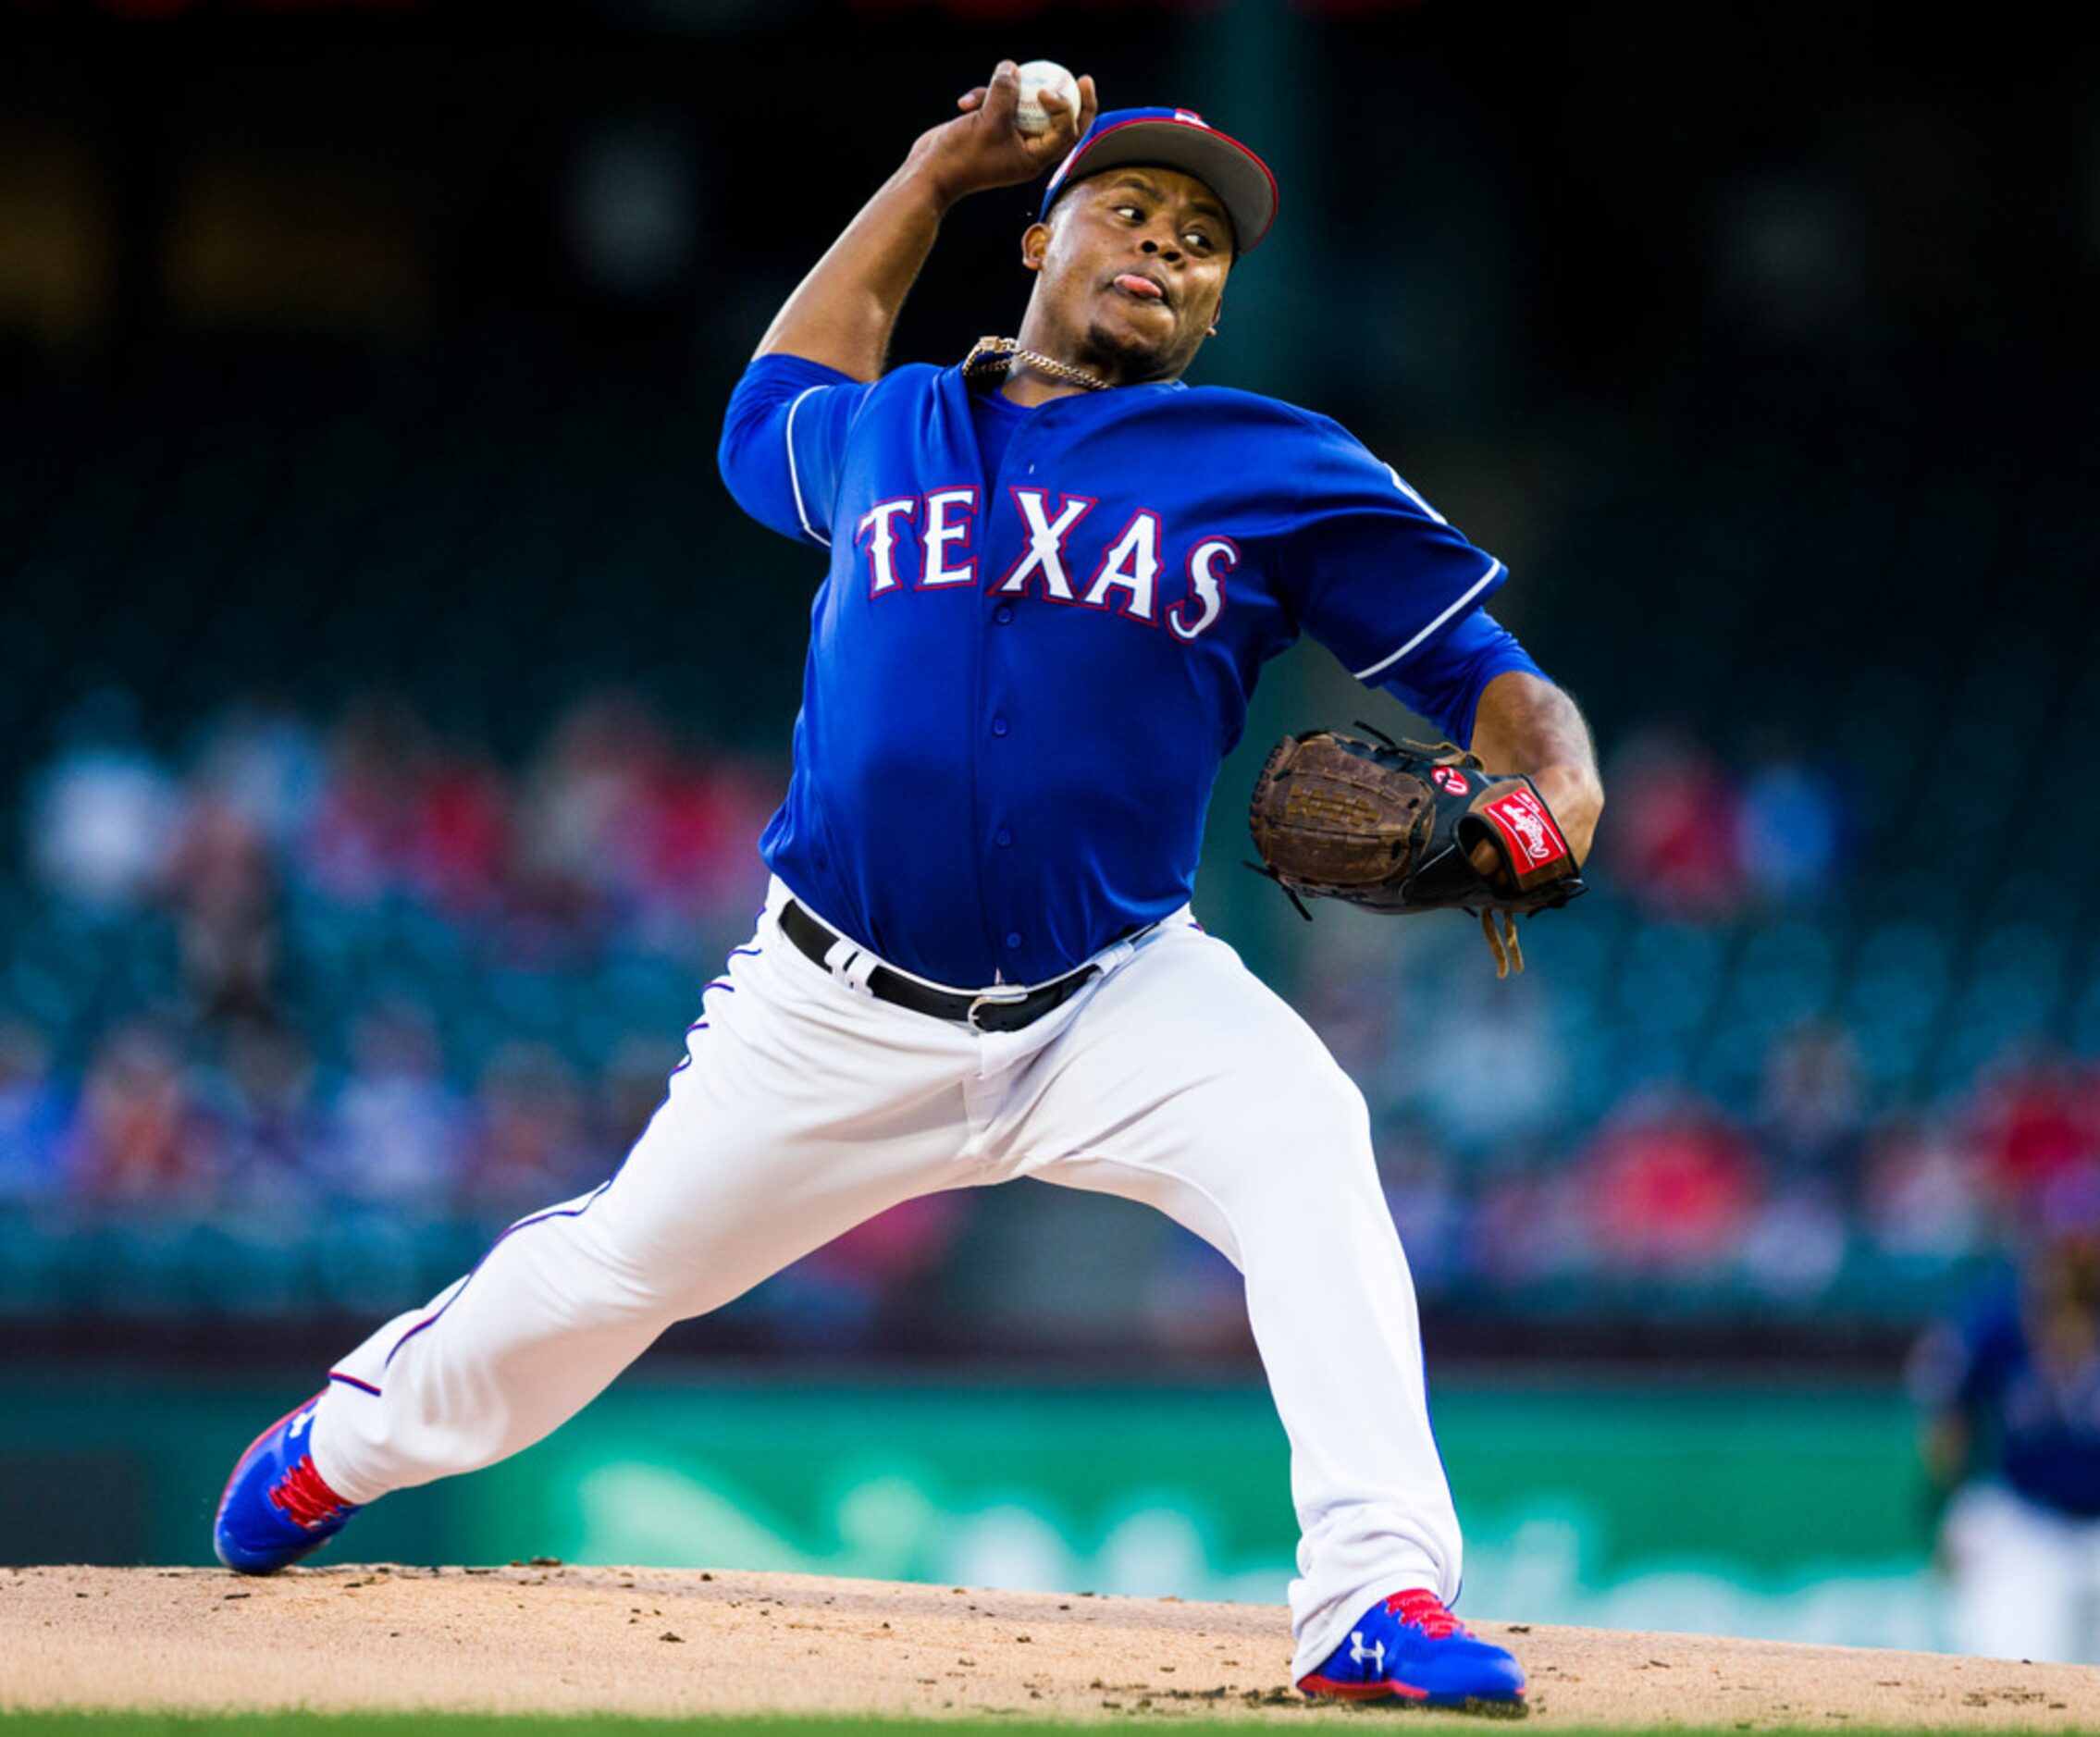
left=1247, top=728, right=1587, bottom=977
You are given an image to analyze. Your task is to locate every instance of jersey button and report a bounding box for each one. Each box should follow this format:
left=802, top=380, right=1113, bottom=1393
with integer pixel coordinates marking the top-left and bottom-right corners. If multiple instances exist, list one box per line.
left=1004, top=931, right=1022, bottom=950
left=990, top=717, right=1009, bottom=737
left=994, top=605, right=1014, bottom=625
left=994, top=829, right=1013, bottom=848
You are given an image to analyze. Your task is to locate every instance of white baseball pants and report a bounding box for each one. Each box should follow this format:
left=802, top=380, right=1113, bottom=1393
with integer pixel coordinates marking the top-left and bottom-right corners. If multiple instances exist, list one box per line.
left=308, top=878, right=1463, bottom=1679
left=1942, top=1482, right=2100, bottom=1664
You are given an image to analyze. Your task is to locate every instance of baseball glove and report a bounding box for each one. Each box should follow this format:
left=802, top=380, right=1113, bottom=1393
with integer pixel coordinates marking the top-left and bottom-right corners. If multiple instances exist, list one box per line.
left=1247, top=725, right=1587, bottom=977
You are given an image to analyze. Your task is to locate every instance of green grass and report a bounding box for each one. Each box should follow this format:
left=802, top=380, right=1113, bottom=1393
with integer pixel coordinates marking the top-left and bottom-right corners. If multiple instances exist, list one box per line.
left=2, top=1721, right=1282, bottom=1736
left=0, top=1720, right=1292, bottom=1735
left=6, top=1719, right=2099, bottom=1737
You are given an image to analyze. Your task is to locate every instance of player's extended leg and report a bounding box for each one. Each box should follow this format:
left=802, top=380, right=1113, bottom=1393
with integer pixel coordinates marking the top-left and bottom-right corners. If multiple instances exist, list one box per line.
left=215, top=906, right=985, bottom=1571
left=996, top=918, right=1515, bottom=1703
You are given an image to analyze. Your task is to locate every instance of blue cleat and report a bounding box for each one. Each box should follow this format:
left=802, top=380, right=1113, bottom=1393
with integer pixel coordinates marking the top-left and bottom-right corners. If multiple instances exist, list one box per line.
left=1298, top=1588, right=1526, bottom=1709
left=213, top=1393, right=361, bottom=1574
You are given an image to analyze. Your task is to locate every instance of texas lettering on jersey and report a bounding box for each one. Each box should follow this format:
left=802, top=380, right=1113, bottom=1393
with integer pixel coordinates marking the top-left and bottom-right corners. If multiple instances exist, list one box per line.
left=856, top=487, right=1235, bottom=641
left=719, top=353, right=1538, bottom=987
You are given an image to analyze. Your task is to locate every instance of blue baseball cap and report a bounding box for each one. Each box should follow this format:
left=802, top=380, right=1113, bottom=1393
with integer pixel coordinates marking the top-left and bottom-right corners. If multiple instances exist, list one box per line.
left=1038, top=106, right=1279, bottom=255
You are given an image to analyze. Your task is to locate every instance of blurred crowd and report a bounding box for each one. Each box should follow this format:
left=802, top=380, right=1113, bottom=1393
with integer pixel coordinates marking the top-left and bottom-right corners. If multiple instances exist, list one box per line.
left=0, top=688, right=778, bottom=1220
left=1283, top=722, right=2095, bottom=1328
left=2, top=693, right=2093, bottom=1343
left=1353, top=1019, right=2092, bottom=1311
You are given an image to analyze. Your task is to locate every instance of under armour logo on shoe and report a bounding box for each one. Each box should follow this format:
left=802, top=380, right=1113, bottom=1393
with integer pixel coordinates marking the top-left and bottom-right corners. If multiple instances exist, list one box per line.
left=1348, top=1632, right=1386, bottom=1674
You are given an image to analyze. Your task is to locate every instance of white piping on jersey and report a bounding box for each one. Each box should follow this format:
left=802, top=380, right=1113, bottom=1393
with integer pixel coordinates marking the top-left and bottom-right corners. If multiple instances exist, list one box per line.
left=1351, top=558, right=1504, bottom=683
left=785, top=386, right=832, bottom=548
left=1386, top=464, right=1448, bottom=524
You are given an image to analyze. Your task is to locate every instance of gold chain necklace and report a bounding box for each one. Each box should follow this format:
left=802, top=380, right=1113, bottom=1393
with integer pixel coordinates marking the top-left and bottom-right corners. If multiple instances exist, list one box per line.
left=962, top=336, right=1110, bottom=393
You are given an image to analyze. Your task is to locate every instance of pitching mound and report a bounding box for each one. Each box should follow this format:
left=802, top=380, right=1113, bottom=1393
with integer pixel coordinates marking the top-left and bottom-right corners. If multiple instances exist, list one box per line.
left=4, top=1564, right=2096, bottom=1727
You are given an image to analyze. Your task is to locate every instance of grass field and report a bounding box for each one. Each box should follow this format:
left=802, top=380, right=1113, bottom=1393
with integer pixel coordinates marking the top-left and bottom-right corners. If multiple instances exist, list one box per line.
left=9, top=1722, right=2084, bottom=1737
left=14, top=1719, right=2100, bottom=1737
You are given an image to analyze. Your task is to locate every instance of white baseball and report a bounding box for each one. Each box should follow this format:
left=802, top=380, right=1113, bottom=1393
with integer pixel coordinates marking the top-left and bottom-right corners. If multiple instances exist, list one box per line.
left=1014, top=60, right=1081, bottom=136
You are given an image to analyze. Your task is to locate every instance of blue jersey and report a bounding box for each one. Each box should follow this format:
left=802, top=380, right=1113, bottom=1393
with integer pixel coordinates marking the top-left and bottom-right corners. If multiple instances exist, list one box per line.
left=1914, top=1288, right=2100, bottom=1520
left=719, top=352, right=1543, bottom=988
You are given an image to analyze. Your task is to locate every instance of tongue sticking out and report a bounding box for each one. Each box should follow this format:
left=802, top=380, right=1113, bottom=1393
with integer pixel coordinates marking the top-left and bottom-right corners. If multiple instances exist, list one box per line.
left=1115, top=273, right=1166, bottom=302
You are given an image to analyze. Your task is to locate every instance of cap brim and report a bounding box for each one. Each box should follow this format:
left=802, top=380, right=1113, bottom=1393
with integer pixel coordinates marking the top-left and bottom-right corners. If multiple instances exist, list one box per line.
left=1050, top=117, right=1278, bottom=255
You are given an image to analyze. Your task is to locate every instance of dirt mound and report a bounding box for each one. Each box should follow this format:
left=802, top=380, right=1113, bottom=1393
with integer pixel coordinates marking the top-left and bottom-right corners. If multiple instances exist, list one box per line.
left=4, top=1563, right=2095, bottom=1726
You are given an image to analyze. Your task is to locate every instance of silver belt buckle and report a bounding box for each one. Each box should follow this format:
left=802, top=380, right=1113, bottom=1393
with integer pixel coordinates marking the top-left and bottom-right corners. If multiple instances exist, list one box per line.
left=966, top=990, right=1031, bottom=1030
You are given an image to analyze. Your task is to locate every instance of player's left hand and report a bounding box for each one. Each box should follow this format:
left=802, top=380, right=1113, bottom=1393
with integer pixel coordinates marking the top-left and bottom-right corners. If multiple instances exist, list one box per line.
left=916, top=60, right=1098, bottom=208
left=1249, top=729, right=1588, bottom=976
left=1469, top=762, right=1600, bottom=882
left=1523, top=763, right=1601, bottom=867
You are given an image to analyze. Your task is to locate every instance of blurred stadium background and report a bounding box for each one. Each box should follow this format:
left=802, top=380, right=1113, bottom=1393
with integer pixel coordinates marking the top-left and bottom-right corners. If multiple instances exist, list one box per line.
left=2, top=0, right=2094, bottom=1655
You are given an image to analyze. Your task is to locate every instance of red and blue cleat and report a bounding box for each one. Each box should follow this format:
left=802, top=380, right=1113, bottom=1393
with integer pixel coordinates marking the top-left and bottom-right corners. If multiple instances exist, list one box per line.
left=212, top=1393, right=361, bottom=1574
left=1298, top=1589, right=1526, bottom=1709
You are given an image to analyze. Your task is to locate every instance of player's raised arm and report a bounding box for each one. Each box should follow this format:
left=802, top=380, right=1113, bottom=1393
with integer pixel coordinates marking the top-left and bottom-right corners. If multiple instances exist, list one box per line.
left=755, top=60, right=1097, bottom=381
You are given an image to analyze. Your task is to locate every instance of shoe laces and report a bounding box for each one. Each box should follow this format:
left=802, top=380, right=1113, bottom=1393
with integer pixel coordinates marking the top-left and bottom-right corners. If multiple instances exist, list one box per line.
left=270, top=1454, right=351, bottom=1530
left=1384, top=1589, right=1468, bottom=1639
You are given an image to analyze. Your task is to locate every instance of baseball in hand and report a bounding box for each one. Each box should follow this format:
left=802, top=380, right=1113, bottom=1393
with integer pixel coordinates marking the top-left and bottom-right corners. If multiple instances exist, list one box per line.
left=1014, top=60, right=1081, bottom=135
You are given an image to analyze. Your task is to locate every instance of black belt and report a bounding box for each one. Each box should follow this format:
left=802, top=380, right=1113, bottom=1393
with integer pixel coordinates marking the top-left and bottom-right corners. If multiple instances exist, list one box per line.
left=779, top=900, right=1102, bottom=1033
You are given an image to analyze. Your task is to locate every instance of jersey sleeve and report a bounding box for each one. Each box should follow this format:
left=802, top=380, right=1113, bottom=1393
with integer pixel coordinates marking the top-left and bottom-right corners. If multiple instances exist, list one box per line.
left=1377, top=607, right=1546, bottom=749
left=1281, top=412, right=1514, bottom=699
left=1910, top=1297, right=2013, bottom=1420
left=1909, top=1321, right=1977, bottom=1418
left=717, top=352, right=872, bottom=548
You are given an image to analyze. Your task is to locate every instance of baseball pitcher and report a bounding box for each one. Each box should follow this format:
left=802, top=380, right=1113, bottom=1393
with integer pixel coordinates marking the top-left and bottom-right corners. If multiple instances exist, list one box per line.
left=213, top=62, right=1604, bottom=1708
